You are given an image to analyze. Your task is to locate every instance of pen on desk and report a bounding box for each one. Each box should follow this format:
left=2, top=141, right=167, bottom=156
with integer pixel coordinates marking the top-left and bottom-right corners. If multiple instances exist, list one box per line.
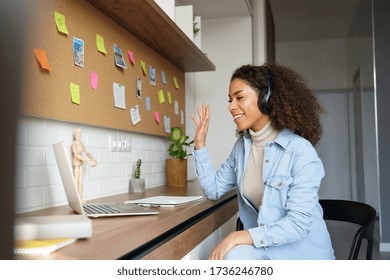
left=139, top=204, right=161, bottom=208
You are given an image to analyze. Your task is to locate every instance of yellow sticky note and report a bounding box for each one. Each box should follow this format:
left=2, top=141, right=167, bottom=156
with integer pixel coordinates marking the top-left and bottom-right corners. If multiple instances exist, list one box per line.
left=158, top=90, right=165, bottom=104
left=167, top=91, right=172, bottom=104
left=70, top=82, right=80, bottom=105
left=140, top=60, right=147, bottom=75
left=54, top=11, right=69, bottom=35
left=34, top=49, right=51, bottom=71
left=173, top=77, right=179, bottom=89
left=96, top=34, right=107, bottom=54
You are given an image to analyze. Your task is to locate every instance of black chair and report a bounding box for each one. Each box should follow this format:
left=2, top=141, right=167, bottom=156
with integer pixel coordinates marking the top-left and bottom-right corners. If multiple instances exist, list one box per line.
left=236, top=199, right=377, bottom=260
left=319, top=199, right=376, bottom=260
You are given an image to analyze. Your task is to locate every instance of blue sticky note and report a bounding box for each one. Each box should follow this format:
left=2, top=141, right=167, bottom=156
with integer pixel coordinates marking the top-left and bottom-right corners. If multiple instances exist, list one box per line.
left=145, top=96, right=151, bottom=111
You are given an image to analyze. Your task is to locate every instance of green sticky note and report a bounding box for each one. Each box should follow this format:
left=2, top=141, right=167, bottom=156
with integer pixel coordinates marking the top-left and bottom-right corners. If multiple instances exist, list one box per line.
left=158, top=90, right=165, bottom=104
left=96, top=34, right=107, bottom=54
left=70, top=82, right=80, bottom=105
left=167, top=91, right=172, bottom=104
left=54, top=11, right=69, bottom=35
left=140, top=60, right=147, bottom=75
left=173, top=77, right=179, bottom=89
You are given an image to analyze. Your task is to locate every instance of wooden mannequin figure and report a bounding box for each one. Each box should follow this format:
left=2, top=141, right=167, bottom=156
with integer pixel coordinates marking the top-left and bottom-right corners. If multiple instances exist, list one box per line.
left=72, top=128, right=97, bottom=201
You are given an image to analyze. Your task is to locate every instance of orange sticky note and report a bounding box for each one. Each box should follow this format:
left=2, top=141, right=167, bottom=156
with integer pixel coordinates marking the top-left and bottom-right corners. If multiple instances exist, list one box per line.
left=34, top=49, right=51, bottom=71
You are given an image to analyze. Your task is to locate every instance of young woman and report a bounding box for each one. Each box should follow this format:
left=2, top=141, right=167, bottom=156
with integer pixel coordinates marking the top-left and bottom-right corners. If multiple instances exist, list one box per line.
left=191, top=63, right=335, bottom=260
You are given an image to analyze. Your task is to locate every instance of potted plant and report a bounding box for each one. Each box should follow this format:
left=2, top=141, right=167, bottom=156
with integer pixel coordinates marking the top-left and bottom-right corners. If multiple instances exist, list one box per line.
left=129, top=159, right=145, bottom=192
left=166, top=127, right=193, bottom=187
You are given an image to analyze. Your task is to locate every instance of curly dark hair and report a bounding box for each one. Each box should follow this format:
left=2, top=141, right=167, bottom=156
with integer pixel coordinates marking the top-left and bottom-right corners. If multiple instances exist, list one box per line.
left=231, top=63, right=324, bottom=146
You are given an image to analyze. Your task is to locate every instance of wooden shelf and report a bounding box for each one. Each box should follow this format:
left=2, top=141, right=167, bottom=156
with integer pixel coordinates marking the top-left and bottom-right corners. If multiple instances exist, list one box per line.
left=86, top=0, right=215, bottom=72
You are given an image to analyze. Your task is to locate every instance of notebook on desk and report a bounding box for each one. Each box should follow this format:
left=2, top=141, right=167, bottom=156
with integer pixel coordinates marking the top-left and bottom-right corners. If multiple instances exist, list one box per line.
left=52, top=141, right=159, bottom=218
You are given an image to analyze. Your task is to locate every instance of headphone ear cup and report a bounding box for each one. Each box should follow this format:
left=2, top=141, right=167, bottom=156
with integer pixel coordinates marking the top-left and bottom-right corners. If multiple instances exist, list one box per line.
left=258, top=66, right=272, bottom=114
left=259, top=89, right=271, bottom=114
left=258, top=89, right=269, bottom=114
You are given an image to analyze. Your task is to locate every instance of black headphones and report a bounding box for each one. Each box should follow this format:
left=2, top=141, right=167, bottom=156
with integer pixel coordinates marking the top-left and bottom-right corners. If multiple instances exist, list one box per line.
left=258, top=66, right=272, bottom=115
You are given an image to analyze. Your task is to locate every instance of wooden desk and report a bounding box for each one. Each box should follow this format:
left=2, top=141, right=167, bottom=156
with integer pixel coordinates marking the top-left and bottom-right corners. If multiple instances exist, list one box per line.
left=17, top=180, right=238, bottom=260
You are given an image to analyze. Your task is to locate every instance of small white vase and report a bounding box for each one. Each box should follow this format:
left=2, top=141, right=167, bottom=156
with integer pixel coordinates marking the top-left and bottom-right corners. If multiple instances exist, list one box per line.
left=129, top=178, right=145, bottom=193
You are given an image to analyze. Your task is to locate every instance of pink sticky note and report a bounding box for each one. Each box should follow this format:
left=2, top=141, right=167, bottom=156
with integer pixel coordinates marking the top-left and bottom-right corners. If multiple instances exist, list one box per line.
left=128, top=50, right=135, bottom=65
left=90, top=72, right=98, bottom=89
left=154, top=111, right=160, bottom=124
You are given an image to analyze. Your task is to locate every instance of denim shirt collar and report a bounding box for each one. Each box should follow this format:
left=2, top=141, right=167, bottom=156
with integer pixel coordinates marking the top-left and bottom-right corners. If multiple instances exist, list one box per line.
left=243, top=128, right=293, bottom=150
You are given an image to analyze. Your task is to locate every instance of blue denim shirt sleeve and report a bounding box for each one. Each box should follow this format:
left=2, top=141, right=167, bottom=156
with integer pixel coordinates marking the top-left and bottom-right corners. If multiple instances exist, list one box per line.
left=193, top=146, right=236, bottom=200
left=247, top=141, right=325, bottom=248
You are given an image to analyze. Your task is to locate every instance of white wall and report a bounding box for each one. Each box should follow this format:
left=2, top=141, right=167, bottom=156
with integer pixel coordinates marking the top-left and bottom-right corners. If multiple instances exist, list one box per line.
left=276, top=36, right=380, bottom=214
left=194, top=16, right=253, bottom=168
left=276, top=38, right=349, bottom=90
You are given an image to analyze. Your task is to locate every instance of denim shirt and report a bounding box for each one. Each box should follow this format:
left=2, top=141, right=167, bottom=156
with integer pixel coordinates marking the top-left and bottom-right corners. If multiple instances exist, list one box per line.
left=193, top=128, right=335, bottom=260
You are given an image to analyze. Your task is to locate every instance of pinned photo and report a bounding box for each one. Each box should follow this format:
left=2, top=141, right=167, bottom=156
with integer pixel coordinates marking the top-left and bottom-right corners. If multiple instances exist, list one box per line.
left=149, top=66, right=156, bottom=85
left=136, top=77, right=142, bottom=98
left=73, top=37, right=84, bottom=67
left=113, top=43, right=127, bottom=69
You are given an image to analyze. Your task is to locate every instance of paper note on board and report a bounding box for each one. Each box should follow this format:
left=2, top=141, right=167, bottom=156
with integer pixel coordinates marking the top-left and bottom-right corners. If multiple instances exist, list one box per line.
left=145, top=97, right=151, bottom=111
left=130, top=105, right=141, bottom=125
left=34, top=49, right=51, bottom=71
left=158, top=90, right=165, bottom=104
left=167, top=91, right=172, bottom=104
left=54, top=11, right=69, bottom=35
left=164, top=116, right=171, bottom=133
left=174, top=100, right=179, bottom=115
left=90, top=72, right=98, bottom=89
left=161, top=71, right=167, bottom=84
left=173, top=77, right=179, bottom=89
left=140, top=60, right=147, bottom=75
left=154, top=111, right=160, bottom=124
left=70, top=83, right=80, bottom=105
left=113, top=82, right=126, bottom=109
left=128, top=51, right=135, bottom=65
left=96, top=34, right=107, bottom=54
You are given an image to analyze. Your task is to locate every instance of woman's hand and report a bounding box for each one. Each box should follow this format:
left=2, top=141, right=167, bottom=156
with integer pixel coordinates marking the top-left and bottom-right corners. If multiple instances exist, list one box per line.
left=191, top=103, right=210, bottom=150
left=209, top=230, right=253, bottom=260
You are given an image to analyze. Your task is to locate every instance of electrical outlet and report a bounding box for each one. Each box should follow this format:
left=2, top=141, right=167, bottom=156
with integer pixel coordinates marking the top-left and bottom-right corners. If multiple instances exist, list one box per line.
left=109, top=136, right=131, bottom=152
left=116, top=138, right=123, bottom=151
left=109, top=135, right=117, bottom=152
left=126, top=139, right=131, bottom=152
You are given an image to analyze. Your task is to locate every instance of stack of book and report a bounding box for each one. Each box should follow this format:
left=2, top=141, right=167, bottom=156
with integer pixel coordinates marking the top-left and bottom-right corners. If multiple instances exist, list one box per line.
left=14, top=215, right=92, bottom=257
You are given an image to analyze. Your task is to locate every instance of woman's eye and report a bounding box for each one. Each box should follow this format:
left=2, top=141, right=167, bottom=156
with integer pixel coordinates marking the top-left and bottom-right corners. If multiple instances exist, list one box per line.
left=228, top=99, right=232, bottom=103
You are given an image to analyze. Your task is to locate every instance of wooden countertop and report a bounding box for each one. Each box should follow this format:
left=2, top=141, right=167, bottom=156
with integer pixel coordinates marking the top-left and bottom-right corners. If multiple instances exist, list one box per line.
left=16, top=180, right=238, bottom=259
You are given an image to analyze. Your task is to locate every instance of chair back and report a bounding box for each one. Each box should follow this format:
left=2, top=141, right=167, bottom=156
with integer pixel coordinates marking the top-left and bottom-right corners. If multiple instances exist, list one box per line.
left=319, top=199, right=377, bottom=260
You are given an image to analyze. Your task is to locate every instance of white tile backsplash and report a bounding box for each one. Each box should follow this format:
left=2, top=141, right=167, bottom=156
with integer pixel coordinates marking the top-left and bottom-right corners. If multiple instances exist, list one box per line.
left=15, top=115, right=196, bottom=214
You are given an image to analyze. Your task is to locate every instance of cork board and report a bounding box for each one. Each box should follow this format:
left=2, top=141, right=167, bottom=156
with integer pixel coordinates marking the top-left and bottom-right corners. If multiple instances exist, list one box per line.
left=21, top=0, right=185, bottom=136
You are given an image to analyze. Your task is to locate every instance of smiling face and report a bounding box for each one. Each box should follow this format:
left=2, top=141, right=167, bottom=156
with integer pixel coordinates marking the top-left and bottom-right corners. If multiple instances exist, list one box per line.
left=228, top=78, right=270, bottom=132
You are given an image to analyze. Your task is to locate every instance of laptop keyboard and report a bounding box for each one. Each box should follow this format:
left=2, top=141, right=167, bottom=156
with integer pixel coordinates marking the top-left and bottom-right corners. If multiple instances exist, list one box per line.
left=83, top=204, right=121, bottom=214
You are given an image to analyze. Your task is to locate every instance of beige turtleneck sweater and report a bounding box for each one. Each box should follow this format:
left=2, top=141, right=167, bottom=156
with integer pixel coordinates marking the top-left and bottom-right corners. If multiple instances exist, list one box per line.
left=242, top=121, right=279, bottom=210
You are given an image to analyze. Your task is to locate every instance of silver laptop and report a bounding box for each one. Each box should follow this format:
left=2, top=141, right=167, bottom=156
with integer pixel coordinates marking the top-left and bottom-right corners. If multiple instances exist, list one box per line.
left=52, top=141, right=159, bottom=218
